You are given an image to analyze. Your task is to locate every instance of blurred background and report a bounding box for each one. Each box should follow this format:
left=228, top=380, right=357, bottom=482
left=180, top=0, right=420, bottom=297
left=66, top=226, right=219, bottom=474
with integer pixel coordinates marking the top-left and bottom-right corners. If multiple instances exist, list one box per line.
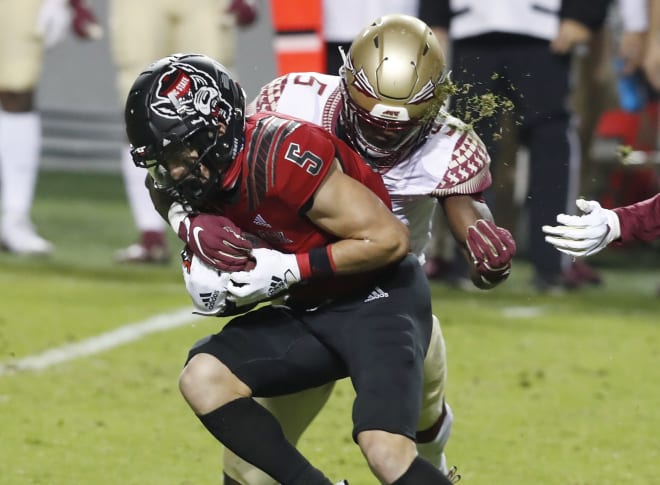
left=38, top=0, right=276, bottom=172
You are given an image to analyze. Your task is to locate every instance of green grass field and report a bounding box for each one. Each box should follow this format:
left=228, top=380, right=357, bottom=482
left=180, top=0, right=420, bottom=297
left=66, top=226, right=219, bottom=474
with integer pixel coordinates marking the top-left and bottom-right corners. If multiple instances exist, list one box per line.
left=1, top=170, right=658, bottom=485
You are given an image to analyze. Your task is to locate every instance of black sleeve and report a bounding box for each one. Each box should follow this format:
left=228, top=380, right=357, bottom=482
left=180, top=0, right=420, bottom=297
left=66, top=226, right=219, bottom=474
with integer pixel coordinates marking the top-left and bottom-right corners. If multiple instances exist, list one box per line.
left=560, top=0, right=614, bottom=31
left=418, top=0, right=451, bottom=29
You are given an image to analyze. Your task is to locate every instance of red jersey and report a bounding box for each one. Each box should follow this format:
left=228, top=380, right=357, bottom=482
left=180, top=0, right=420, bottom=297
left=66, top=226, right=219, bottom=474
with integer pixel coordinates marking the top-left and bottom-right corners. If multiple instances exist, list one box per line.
left=212, top=112, right=393, bottom=305
left=220, top=112, right=391, bottom=252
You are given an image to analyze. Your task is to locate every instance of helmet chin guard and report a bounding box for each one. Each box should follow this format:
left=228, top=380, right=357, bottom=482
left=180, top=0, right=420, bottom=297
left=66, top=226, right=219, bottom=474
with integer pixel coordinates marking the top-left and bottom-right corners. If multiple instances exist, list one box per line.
left=125, top=53, right=246, bottom=209
left=339, top=14, right=449, bottom=169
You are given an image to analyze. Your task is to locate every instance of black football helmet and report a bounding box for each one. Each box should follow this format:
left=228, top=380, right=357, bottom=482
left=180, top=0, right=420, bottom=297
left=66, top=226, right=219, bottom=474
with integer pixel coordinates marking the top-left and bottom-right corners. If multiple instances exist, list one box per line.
left=125, top=53, right=246, bottom=208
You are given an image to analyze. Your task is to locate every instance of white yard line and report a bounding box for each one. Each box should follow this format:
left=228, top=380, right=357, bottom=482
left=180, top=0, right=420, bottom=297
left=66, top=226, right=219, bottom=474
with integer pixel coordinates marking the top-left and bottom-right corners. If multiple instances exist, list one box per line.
left=0, top=307, right=202, bottom=376
left=501, top=306, right=546, bottom=318
left=0, top=305, right=545, bottom=377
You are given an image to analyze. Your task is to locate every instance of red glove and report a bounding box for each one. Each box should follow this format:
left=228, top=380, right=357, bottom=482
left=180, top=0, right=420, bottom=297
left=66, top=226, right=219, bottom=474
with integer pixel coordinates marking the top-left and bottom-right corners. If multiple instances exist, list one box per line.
left=69, top=0, right=103, bottom=40
left=227, top=0, right=257, bottom=27
left=177, top=213, right=253, bottom=272
left=466, top=219, right=517, bottom=285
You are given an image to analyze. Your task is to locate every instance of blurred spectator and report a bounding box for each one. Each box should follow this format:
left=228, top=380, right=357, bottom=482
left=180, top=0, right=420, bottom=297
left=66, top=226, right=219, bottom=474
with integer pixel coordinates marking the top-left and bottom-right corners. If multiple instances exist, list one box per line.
left=420, top=0, right=611, bottom=292
left=110, top=0, right=257, bottom=264
left=0, top=0, right=100, bottom=255
left=609, top=1, right=649, bottom=115
left=644, top=0, right=660, bottom=90
left=323, top=0, right=419, bottom=74
left=571, top=1, right=648, bottom=203
left=616, top=0, right=648, bottom=76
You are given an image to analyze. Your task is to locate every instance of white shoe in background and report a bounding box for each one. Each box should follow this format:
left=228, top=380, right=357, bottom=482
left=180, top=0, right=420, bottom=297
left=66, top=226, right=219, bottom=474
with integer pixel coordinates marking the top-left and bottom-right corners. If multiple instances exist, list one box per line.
left=114, top=242, right=169, bottom=264
left=1, top=222, right=53, bottom=255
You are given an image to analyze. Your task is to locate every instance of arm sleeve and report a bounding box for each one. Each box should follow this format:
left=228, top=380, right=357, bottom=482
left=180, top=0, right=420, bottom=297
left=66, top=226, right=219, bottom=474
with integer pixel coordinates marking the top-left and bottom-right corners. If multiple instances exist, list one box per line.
left=418, top=0, right=451, bottom=29
left=560, top=0, right=614, bottom=30
left=613, top=193, right=660, bottom=243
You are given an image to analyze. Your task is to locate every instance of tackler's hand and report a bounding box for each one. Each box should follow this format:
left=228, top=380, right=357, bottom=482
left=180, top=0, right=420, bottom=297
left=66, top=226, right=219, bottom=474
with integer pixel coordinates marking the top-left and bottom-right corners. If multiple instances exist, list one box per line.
left=466, top=219, right=516, bottom=286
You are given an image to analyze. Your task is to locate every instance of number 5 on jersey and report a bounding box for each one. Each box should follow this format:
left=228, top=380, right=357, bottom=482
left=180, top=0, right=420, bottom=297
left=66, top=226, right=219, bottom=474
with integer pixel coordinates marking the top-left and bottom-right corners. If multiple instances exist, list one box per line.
left=284, top=143, right=323, bottom=175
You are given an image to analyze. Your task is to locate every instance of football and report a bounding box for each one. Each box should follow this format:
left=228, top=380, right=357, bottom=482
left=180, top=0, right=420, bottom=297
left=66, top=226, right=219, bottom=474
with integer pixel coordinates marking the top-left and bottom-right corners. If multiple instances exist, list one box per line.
left=242, top=232, right=272, bottom=271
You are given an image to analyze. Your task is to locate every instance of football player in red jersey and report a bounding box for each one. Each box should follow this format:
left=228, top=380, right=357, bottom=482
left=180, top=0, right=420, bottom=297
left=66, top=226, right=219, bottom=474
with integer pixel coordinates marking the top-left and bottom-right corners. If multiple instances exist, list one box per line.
left=178, top=15, right=515, bottom=484
left=125, top=53, right=457, bottom=485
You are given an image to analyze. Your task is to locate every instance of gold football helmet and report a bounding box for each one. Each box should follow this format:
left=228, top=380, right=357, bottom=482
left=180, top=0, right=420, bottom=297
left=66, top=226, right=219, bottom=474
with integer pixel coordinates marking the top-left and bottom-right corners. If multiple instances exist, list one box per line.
left=339, top=14, right=448, bottom=169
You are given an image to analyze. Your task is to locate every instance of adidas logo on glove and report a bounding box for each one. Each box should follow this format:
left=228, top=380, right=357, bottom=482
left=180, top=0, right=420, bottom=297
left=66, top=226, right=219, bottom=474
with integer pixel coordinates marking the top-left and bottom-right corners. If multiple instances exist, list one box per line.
left=199, top=291, right=220, bottom=311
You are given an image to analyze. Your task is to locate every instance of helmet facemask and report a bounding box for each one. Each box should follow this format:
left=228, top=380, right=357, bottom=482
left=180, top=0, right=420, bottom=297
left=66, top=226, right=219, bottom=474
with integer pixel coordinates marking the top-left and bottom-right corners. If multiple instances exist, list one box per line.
left=132, top=121, right=234, bottom=210
left=338, top=15, right=448, bottom=170
left=339, top=75, right=431, bottom=168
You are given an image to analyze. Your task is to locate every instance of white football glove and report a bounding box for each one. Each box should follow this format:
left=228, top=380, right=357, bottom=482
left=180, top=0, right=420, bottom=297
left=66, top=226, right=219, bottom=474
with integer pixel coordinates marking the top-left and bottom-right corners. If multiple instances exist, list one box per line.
left=36, top=0, right=71, bottom=48
left=542, top=199, right=621, bottom=257
left=182, top=251, right=231, bottom=316
left=227, top=248, right=301, bottom=307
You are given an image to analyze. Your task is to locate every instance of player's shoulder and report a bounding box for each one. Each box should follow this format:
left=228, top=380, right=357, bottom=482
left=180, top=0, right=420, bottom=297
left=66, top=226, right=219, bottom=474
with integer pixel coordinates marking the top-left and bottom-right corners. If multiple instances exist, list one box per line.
left=434, top=110, right=481, bottom=140
left=247, top=112, right=304, bottom=139
left=255, top=72, right=340, bottom=111
left=248, top=111, right=329, bottom=140
left=276, top=71, right=339, bottom=87
left=245, top=113, right=334, bottom=170
left=243, top=113, right=336, bottom=209
left=427, top=110, right=493, bottom=196
left=432, top=111, right=489, bottom=162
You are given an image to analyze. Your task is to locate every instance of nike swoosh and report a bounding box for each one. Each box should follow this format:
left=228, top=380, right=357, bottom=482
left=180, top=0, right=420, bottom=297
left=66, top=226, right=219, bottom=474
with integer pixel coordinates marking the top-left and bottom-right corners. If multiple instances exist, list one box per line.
left=193, top=226, right=212, bottom=262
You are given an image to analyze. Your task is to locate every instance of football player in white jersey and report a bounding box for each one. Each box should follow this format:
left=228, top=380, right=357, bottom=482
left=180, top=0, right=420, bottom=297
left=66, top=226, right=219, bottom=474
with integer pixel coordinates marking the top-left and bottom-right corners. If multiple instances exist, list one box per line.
left=0, top=0, right=100, bottom=255
left=172, top=14, right=516, bottom=485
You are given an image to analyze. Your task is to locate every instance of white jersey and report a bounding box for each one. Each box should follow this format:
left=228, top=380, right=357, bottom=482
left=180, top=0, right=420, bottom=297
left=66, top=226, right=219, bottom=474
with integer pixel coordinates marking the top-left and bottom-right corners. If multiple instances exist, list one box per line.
left=446, top=0, right=561, bottom=41
left=251, top=72, right=492, bottom=262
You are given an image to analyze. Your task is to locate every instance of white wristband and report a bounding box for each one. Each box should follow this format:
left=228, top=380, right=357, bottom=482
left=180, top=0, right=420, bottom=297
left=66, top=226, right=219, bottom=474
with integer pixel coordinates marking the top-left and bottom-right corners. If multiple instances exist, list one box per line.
left=168, top=202, right=188, bottom=232
left=604, top=209, right=621, bottom=243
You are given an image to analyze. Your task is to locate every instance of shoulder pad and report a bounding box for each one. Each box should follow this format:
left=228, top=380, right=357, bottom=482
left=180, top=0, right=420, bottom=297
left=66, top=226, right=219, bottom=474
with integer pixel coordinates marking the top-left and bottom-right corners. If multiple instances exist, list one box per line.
left=432, top=120, right=492, bottom=196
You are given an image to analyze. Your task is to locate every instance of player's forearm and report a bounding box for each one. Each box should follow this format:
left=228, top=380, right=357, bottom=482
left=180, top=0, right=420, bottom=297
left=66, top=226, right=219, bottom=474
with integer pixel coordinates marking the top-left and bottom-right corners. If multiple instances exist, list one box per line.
left=304, top=163, right=410, bottom=276
left=613, top=193, right=660, bottom=243
left=441, top=195, right=516, bottom=289
left=321, top=228, right=410, bottom=275
left=227, top=227, right=410, bottom=307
